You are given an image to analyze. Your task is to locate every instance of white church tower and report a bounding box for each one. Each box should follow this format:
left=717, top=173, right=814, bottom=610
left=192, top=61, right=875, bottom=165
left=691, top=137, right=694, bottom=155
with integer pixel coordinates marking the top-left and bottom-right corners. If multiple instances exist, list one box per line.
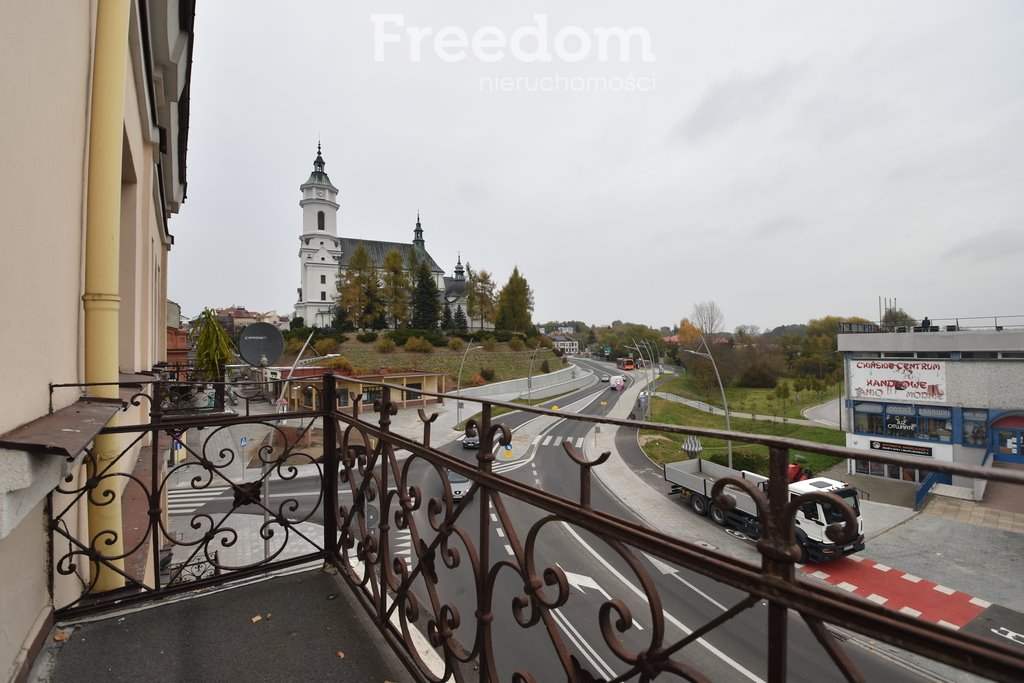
left=294, top=144, right=343, bottom=327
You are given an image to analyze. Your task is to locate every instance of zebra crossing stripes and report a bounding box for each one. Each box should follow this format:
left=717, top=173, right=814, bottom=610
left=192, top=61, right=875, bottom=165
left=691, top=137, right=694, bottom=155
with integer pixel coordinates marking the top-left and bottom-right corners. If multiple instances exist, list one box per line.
left=393, top=529, right=413, bottom=566
left=535, top=435, right=585, bottom=449
left=167, top=486, right=230, bottom=515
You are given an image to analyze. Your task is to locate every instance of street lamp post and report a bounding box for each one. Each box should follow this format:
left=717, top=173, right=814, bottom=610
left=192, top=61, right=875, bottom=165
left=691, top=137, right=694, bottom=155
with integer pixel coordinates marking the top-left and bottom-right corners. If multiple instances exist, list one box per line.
left=683, top=336, right=732, bottom=468
left=527, top=341, right=543, bottom=405
left=455, top=342, right=483, bottom=427
left=629, top=339, right=655, bottom=420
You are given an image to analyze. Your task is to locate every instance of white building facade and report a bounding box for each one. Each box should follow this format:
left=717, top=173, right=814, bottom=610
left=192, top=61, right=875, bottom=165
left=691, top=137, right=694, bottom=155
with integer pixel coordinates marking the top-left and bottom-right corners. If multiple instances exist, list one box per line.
left=838, top=326, right=1024, bottom=500
left=294, top=145, right=344, bottom=328
left=292, top=147, right=453, bottom=328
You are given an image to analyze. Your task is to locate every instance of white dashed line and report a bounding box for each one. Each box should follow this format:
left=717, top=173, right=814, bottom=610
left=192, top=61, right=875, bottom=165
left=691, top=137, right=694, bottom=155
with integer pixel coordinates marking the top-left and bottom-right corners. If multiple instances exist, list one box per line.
left=937, top=620, right=960, bottom=630
left=872, top=563, right=892, bottom=572
left=867, top=594, right=888, bottom=605
left=901, top=574, right=922, bottom=583
left=496, top=528, right=505, bottom=538
left=933, top=584, right=956, bottom=595
left=504, top=544, right=513, bottom=556
left=900, top=606, right=922, bottom=617
left=836, top=582, right=858, bottom=592
left=970, top=597, right=992, bottom=608
left=809, top=570, right=830, bottom=580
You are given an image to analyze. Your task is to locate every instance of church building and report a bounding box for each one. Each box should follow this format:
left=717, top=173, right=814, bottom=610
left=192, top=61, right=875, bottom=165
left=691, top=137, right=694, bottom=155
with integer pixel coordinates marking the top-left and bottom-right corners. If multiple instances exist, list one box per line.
left=293, top=145, right=467, bottom=328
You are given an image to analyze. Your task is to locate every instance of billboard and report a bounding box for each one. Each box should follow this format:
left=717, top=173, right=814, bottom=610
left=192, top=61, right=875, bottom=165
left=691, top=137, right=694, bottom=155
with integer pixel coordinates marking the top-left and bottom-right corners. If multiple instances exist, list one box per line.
left=849, top=360, right=946, bottom=403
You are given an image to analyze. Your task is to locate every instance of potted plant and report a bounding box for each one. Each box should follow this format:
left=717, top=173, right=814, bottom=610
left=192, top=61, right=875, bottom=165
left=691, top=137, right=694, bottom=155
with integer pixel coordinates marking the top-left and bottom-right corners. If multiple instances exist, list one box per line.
left=189, top=308, right=233, bottom=408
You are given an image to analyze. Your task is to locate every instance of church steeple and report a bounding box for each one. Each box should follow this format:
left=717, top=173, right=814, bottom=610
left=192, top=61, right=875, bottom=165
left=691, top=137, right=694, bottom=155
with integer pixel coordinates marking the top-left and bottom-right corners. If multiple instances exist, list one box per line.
left=454, top=254, right=465, bottom=281
left=304, top=142, right=337, bottom=189
left=413, top=211, right=425, bottom=249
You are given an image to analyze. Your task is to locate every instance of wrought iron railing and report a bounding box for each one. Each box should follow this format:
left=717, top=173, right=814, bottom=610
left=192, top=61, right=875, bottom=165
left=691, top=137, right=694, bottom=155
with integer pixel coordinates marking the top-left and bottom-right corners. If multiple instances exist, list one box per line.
left=47, top=374, right=1024, bottom=682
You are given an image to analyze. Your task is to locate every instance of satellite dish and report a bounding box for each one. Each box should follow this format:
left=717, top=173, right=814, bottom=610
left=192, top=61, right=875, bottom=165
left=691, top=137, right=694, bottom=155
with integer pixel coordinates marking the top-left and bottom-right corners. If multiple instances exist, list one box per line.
left=238, top=322, right=285, bottom=367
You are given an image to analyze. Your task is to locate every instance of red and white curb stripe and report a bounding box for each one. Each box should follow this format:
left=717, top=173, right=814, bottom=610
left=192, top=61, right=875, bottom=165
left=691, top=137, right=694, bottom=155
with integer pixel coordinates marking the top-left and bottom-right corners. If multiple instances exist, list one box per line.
left=800, top=556, right=991, bottom=629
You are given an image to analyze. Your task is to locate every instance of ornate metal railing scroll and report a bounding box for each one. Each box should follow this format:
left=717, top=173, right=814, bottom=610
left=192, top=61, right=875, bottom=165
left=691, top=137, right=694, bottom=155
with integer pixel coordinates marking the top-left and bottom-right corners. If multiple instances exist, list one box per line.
left=324, top=381, right=1024, bottom=683
left=46, top=374, right=1024, bottom=683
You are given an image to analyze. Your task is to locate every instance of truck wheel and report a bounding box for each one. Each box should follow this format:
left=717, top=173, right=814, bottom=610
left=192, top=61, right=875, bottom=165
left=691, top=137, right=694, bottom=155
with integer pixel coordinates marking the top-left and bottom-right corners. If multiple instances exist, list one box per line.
left=797, top=543, right=809, bottom=564
left=689, top=494, right=708, bottom=516
left=709, top=503, right=728, bottom=526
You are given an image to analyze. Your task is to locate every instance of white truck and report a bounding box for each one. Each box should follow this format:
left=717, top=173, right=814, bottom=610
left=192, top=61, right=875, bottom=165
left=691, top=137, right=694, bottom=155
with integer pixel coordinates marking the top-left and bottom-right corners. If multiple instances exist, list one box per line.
left=664, top=458, right=865, bottom=563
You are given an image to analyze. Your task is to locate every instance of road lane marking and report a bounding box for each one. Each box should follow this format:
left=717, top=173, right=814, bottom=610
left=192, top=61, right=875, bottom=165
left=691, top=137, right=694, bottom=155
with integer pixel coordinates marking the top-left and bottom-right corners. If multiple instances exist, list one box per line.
left=550, top=607, right=616, bottom=680
left=561, top=523, right=763, bottom=683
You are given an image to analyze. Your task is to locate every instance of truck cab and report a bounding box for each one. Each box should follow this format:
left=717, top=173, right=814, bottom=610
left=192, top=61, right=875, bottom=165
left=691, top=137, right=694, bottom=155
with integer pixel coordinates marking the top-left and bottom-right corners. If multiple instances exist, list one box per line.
left=788, top=478, right=865, bottom=563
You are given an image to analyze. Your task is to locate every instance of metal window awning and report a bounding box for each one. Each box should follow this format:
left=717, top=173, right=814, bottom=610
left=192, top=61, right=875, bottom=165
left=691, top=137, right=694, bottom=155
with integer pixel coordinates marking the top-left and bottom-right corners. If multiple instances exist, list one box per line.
left=0, top=398, right=122, bottom=459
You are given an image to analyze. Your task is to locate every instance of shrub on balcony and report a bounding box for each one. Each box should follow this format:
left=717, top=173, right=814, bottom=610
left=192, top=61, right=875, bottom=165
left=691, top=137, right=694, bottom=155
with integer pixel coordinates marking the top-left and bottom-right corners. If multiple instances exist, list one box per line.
left=191, top=308, right=232, bottom=382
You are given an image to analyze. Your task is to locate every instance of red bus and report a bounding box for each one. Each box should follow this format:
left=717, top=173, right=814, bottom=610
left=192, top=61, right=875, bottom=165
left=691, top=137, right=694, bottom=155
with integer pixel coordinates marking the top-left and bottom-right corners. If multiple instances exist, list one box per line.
left=616, top=358, right=636, bottom=371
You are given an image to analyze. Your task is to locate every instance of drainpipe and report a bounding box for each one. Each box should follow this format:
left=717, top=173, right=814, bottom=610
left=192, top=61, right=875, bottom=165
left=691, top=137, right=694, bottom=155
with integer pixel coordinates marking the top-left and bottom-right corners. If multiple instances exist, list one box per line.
left=83, top=0, right=131, bottom=592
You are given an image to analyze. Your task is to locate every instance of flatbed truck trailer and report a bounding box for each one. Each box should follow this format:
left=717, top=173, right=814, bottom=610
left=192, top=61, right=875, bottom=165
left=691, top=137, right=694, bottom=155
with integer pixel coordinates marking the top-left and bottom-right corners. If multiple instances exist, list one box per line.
left=664, top=458, right=865, bottom=563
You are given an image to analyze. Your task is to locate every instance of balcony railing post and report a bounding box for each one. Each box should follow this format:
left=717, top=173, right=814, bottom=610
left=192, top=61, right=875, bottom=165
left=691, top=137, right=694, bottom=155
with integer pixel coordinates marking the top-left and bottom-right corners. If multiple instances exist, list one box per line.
left=478, top=398, right=495, bottom=681
left=765, top=445, right=793, bottom=682
left=377, top=384, right=395, bottom=624
left=322, top=373, right=339, bottom=558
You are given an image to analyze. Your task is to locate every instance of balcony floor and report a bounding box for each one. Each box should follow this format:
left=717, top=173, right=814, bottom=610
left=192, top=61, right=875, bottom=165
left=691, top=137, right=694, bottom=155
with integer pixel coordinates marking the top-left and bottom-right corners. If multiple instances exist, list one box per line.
left=29, top=567, right=416, bottom=682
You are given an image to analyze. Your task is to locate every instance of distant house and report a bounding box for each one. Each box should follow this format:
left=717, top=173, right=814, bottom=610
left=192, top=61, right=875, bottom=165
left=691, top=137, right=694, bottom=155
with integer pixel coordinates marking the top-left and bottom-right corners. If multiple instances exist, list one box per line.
left=549, top=334, right=579, bottom=355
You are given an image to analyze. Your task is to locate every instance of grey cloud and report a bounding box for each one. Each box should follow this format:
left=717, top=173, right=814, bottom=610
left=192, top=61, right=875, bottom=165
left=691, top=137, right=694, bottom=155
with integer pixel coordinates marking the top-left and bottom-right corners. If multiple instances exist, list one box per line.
left=753, top=216, right=806, bottom=239
left=681, top=64, right=808, bottom=141
left=941, top=228, right=1024, bottom=262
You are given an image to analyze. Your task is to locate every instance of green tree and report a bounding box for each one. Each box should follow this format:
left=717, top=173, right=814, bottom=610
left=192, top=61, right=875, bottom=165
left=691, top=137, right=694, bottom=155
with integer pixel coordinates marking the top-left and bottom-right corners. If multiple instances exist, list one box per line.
left=453, top=304, right=468, bottom=331
left=774, top=380, right=791, bottom=410
left=332, top=304, right=354, bottom=332
left=411, top=260, right=441, bottom=330
left=442, top=300, right=454, bottom=331
left=337, top=244, right=375, bottom=328
left=494, top=266, right=534, bottom=334
left=381, top=248, right=411, bottom=328
left=465, top=263, right=496, bottom=331
left=360, top=271, right=387, bottom=330
left=882, top=307, right=916, bottom=330
left=191, top=308, right=233, bottom=382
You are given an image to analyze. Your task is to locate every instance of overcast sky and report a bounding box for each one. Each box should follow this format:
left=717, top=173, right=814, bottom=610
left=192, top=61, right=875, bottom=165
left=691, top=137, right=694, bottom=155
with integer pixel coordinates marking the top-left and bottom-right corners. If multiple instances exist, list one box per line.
left=167, top=1, right=1024, bottom=333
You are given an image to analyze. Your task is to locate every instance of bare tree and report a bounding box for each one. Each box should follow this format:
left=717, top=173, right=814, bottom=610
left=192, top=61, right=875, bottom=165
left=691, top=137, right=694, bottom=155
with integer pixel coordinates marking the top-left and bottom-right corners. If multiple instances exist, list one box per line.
left=691, top=300, right=723, bottom=336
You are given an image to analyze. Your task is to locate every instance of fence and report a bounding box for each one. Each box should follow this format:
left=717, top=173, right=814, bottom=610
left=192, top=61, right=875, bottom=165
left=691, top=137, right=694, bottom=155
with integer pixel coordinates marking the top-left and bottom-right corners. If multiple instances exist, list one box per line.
left=47, top=375, right=1024, bottom=682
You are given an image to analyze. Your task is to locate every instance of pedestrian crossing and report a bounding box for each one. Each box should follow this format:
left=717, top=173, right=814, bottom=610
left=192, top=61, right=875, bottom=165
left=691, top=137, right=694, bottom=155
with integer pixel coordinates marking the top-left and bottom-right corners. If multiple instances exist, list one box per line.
left=533, top=435, right=586, bottom=449
left=167, top=485, right=230, bottom=515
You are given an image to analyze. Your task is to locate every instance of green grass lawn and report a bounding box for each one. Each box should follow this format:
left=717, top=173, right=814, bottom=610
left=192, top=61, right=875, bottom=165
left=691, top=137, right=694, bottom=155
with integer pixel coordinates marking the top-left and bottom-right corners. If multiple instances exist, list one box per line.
left=642, top=397, right=846, bottom=478
left=287, top=338, right=565, bottom=388
left=656, top=372, right=841, bottom=420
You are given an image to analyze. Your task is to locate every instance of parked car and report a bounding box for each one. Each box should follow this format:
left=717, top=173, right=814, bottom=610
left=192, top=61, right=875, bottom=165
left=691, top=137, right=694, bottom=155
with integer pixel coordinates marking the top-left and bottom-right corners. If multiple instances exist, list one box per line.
left=447, top=470, right=469, bottom=502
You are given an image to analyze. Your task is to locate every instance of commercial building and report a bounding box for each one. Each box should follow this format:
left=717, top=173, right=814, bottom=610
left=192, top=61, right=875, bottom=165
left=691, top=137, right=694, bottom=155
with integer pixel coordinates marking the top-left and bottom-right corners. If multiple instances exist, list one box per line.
left=838, top=322, right=1024, bottom=500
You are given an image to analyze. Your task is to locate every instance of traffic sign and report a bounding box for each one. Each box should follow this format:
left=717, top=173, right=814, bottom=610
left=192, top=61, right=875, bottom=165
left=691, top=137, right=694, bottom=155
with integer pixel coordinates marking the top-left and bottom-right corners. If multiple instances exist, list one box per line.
left=240, top=436, right=248, bottom=448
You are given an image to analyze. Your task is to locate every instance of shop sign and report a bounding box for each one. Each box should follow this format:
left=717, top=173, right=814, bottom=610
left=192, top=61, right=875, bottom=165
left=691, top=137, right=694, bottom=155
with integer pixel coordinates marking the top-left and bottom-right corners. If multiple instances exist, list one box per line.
left=869, top=440, right=933, bottom=457
left=886, top=414, right=916, bottom=435
left=850, top=360, right=946, bottom=403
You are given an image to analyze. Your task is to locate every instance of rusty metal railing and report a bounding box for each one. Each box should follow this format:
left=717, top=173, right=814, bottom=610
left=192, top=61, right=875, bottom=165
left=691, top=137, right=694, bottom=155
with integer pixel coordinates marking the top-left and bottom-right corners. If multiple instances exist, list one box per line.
left=48, top=374, right=1024, bottom=682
